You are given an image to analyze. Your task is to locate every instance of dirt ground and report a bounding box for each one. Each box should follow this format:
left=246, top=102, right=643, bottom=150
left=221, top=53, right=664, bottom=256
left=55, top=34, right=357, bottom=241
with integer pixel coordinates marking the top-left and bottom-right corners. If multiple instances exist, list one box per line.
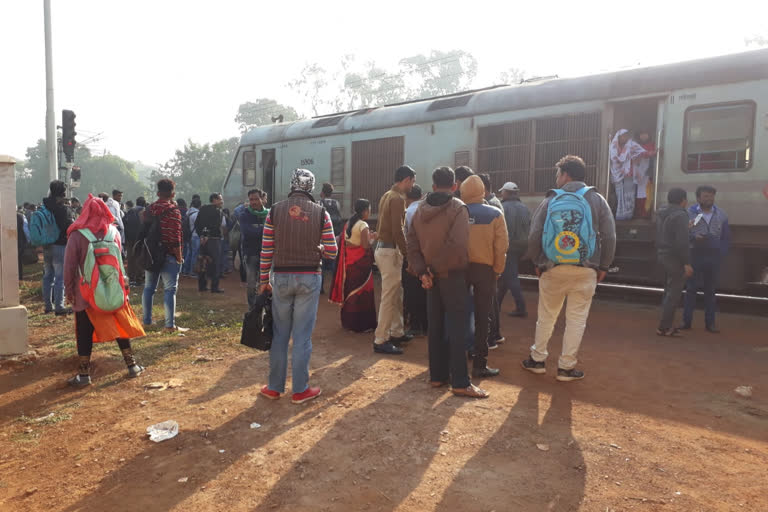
left=1, top=265, right=767, bottom=512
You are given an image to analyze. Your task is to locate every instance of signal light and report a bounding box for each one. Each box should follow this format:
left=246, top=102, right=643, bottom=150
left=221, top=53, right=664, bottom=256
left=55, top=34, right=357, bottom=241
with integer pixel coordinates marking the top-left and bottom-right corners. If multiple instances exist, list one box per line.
left=62, top=110, right=77, bottom=162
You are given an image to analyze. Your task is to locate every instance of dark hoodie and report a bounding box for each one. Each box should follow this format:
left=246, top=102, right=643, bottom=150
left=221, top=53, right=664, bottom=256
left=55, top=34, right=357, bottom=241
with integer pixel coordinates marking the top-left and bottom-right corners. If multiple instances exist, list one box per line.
left=656, top=204, right=690, bottom=265
left=42, top=196, right=74, bottom=246
left=406, top=191, right=469, bottom=277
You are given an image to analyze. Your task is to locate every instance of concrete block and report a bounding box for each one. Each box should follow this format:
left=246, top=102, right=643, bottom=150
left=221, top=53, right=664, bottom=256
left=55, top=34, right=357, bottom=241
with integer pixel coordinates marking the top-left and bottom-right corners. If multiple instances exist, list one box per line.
left=0, top=305, right=28, bottom=355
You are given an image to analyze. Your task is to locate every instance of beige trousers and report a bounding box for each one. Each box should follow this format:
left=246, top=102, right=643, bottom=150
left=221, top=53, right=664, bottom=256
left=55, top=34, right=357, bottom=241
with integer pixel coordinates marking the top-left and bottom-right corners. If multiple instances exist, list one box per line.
left=531, top=265, right=597, bottom=370
left=374, top=248, right=404, bottom=343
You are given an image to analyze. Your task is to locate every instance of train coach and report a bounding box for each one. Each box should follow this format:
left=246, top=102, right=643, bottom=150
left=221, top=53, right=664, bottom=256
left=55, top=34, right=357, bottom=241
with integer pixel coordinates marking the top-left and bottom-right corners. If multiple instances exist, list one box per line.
left=222, top=48, right=768, bottom=292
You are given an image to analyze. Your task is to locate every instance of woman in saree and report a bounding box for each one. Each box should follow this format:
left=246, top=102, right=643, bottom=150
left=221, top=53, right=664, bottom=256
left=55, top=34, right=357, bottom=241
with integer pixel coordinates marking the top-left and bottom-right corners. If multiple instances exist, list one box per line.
left=330, top=199, right=378, bottom=332
left=63, top=194, right=146, bottom=387
left=610, top=129, right=656, bottom=220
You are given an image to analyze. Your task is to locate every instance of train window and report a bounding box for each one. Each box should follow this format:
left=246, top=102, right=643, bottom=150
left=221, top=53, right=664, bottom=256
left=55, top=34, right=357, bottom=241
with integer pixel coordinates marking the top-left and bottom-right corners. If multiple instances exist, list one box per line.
left=312, top=115, right=345, bottom=128
left=243, top=150, right=257, bottom=186
left=454, top=151, right=471, bottom=168
left=683, top=101, right=755, bottom=173
left=427, top=95, right=472, bottom=111
left=331, top=147, right=345, bottom=187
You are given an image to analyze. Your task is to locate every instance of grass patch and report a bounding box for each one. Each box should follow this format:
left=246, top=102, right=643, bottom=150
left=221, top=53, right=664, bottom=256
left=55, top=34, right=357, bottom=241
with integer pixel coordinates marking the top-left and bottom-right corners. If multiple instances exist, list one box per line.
left=11, top=431, right=41, bottom=444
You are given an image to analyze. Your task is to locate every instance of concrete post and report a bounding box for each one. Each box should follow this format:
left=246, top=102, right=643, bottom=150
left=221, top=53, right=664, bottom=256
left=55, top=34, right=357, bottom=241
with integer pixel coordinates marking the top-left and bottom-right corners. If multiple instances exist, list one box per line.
left=0, top=155, right=29, bottom=355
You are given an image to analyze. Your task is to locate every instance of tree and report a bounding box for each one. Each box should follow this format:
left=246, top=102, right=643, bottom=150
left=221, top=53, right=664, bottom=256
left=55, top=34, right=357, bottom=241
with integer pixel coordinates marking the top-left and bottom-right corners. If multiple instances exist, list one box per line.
left=398, top=49, right=478, bottom=99
left=496, top=67, right=526, bottom=85
left=76, top=153, right=147, bottom=202
left=153, top=137, right=239, bottom=200
left=235, top=99, right=301, bottom=133
left=745, top=34, right=767, bottom=47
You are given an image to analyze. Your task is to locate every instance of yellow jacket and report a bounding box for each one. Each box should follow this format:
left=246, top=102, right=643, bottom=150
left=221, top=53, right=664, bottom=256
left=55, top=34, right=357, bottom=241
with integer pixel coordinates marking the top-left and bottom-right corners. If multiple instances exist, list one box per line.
left=460, top=176, right=508, bottom=274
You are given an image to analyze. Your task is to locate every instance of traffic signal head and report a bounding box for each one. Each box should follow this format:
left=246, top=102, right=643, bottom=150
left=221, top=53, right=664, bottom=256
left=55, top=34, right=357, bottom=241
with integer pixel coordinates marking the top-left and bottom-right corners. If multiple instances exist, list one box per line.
left=71, top=166, right=81, bottom=182
left=62, top=109, right=76, bottom=162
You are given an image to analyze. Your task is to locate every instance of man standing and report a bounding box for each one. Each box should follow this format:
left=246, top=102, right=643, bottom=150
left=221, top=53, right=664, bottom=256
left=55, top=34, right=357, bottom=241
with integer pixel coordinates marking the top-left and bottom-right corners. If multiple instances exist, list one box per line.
left=239, top=188, right=269, bottom=308
left=479, top=173, right=504, bottom=211
left=682, top=185, right=730, bottom=333
left=182, top=197, right=202, bottom=277
left=142, top=180, right=188, bottom=333
left=258, top=169, right=337, bottom=404
left=407, top=167, right=488, bottom=398
left=656, top=188, right=694, bottom=336
left=460, top=175, right=508, bottom=378
left=195, top=193, right=226, bottom=293
left=106, top=189, right=125, bottom=245
left=522, top=155, right=616, bottom=382
left=497, top=182, right=531, bottom=320
left=403, top=184, right=427, bottom=336
left=319, top=182, right=343, bottom=294
left=373, top=165, right=416, bottom=355
left=41, top=180, right=74, bottom=315
left=123, top=196, right=147, bottom=286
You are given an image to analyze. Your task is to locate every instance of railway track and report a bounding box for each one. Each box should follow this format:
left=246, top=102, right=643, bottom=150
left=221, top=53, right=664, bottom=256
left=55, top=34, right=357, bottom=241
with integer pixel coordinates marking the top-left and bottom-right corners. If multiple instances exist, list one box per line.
left=519, top=275, right=768, bottom=316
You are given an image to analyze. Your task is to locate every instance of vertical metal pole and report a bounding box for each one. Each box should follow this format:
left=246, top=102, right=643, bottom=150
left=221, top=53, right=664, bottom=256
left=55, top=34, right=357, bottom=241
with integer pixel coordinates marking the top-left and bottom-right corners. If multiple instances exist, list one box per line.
left=652, top=129, right=663, bottom=215
left=44, top=0, right=57, bottom=182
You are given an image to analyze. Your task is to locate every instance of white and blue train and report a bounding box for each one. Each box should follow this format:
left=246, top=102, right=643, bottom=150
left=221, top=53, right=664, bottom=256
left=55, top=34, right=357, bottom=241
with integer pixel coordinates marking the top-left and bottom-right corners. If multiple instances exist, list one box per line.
left=223, top=48, right=768, bottom=292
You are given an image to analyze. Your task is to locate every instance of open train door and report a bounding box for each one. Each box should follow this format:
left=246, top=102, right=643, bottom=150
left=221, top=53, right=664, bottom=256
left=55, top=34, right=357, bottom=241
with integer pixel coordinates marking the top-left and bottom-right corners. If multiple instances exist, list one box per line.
left=261, top=148, right=277, bottom=203
left=650, top=97, right=666, bottom=217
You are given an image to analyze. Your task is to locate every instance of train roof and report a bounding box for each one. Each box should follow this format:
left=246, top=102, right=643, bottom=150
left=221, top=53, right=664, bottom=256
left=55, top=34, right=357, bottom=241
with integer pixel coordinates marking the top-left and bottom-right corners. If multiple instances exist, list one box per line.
left=240, top=48, right=768, bottom=147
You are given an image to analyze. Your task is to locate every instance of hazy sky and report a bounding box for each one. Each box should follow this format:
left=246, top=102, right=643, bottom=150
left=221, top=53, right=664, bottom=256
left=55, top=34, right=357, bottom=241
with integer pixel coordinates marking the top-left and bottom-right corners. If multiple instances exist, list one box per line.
left=3, top=0, right=767, bottom=165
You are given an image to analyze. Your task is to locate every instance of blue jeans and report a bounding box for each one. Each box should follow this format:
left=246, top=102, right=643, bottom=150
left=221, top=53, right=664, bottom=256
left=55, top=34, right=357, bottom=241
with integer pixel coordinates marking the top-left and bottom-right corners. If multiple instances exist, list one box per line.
left=497, top=254, right=526, bottom=313
left=182, top=234, right=200, bottom=275
left=42, top=244, right=66, bottom=312
left=683, top=252, right=721, bottom=328
left=268, top=273, right=322, bottom=394
left=142, top=254, right=181, bottom=328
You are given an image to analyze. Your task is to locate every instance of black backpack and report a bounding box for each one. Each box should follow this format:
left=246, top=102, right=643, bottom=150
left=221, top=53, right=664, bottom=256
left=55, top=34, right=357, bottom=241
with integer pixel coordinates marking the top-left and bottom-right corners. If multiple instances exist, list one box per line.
left=240, top=293, right=273, bottom=351
left=322, top=198, right=343, bottom=236
left=182, top=211, right=192, bottom=243
left=134, top=209, right=167, bottom=273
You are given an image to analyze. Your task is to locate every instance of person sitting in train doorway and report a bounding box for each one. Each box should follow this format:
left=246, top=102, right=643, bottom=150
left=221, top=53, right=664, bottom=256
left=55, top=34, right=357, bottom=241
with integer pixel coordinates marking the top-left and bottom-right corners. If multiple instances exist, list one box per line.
left=655, top=188, right=694, bottom=337
left=318, top=182, right=343, bottom=294
left=522, top=155, right=616, bottom=381
left=609, top=129, right=656, bottom=221
left=373, top=165, right=416, bottom=355
left=632, top=131, right=657, bottom=219
left=681, top=185, right=730, bottom=333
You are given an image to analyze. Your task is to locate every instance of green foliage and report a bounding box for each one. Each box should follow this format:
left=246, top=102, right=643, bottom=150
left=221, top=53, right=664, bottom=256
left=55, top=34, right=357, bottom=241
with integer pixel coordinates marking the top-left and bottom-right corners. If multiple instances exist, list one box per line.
left=152, top=137, right=239, bottom=200
left=235, top=99, right=301, bottom=133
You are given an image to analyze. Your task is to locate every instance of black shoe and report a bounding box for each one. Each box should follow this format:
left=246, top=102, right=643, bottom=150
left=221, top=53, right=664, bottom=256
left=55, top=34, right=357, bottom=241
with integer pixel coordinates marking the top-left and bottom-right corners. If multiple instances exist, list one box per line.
left=211, top=289, right=225, bottom=294
left=556, top=368, right=585, bottom=382
left=472, top=367, right=500, bottom=378
left=199, top=287, right=209, bottom=292
left=373, top=342, right=403, bottom=355
left=55, top=308, right=73, bottom=316
left=508, top=311, right=528, bottom=318
left=67, top=374, right=92, bottom=388
left=44, top=308, right=53, bottom=314
left=487, top=339, right=499, bottom=351
left=127, top=364, right=145, bottom=378
left=521, top=358, right=546, bottom=374
left=678, top=324, right=692, bottom=330
left=389, top=334, right=413, bottom=346
left=706, top=326, right=720, bottom=334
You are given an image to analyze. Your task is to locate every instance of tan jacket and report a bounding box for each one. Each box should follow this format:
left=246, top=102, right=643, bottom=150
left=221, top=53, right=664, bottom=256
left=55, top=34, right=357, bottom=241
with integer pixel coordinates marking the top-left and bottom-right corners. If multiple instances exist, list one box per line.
left=460, top=176, right=508, bottom=274
left=376, top=185, right=407, bottom=256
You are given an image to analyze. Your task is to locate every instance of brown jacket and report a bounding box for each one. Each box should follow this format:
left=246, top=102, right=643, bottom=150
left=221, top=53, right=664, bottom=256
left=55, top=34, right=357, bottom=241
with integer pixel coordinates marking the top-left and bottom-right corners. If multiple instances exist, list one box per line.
left=376, top=185, right=407, bottom=257
left=406, top=191, right=469, bottom=277
left=460, top=176, right=508, bottom=274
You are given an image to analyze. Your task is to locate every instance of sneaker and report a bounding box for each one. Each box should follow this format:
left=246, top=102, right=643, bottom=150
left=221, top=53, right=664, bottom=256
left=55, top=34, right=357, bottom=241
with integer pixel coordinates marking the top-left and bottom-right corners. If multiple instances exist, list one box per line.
left=292, top=387, right=322, bottom=404
left=472, top=367, right=501, bottom=378
left=508, top=311, right=528, bottom=318
left=55, top=308, right=73, bottom=316
left=389, top=333, right=413, bottom=346
left=373, top=342, right=403, bottom=355
left=260, top=385, right=280, bottom=400
left=487, top=339, right=499, bottom=351
left=521, top=358, right=546, bottom=374
left=211, top=289, right=225, bottom=294
left=556, top=368, right=585, bottom=382
left=164, top=326, right=190, bottom=333
left=491, top=336, right=506, bottom=345
left=67, top=374, right=92, bottom=388
left=127, top=364, right=145, bottom=378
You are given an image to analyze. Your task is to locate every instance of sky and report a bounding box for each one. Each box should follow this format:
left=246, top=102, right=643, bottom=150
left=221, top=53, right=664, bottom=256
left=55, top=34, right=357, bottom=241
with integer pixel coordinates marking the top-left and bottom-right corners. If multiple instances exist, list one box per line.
left=3, top=0, right=767, bottom=166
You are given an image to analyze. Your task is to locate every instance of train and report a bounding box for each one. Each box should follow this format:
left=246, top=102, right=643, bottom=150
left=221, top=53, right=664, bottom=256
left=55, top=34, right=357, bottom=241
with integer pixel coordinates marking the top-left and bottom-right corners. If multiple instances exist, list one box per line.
left=222, top=48, right=768, bottom=293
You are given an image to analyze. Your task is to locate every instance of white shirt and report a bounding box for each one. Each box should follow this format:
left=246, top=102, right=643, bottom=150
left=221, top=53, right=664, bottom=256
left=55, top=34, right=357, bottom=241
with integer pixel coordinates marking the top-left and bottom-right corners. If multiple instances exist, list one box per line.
left=106, top=197, right=124, bottom=242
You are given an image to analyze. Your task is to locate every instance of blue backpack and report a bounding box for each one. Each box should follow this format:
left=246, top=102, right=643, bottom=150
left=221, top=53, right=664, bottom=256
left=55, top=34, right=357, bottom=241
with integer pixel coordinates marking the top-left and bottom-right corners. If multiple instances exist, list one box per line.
left=28, top=205, right=60, bottom=246
left=542, top=186, right=596, bottom=265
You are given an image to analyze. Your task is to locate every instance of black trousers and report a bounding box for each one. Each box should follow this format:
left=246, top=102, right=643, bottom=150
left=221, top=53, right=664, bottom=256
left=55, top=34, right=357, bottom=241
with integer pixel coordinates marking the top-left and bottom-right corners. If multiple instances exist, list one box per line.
left=427, top=271, right=470, bottom=389
left=75, top=310, right=131, bottom=356
left=198, top=238, right=221, bottom=291
left=402, top=260, right=428, bottom=333
left=465, top=263, right=496, bottom=368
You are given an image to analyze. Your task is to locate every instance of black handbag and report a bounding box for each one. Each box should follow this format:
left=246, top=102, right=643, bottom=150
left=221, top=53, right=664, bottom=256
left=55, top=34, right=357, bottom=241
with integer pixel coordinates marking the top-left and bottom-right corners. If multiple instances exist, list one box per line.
left=240, top=293, right=273, bottom=351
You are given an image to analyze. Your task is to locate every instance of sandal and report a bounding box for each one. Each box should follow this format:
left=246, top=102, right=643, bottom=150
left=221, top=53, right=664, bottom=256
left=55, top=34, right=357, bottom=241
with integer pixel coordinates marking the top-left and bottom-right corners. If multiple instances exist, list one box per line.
left=656, top=328, right=682, bottom=337
left=452, top=384, right=489, bottom=399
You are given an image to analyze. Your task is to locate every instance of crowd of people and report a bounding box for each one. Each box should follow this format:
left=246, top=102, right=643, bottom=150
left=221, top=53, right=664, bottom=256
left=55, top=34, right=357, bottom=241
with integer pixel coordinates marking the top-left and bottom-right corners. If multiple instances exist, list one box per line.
left=14, top=145, right=729, bottom=401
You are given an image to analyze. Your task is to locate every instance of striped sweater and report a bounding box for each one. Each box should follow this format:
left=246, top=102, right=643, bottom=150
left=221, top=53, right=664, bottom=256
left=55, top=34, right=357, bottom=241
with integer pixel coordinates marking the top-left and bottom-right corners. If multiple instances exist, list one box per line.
left=260, top=192, right=337, bottom=285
